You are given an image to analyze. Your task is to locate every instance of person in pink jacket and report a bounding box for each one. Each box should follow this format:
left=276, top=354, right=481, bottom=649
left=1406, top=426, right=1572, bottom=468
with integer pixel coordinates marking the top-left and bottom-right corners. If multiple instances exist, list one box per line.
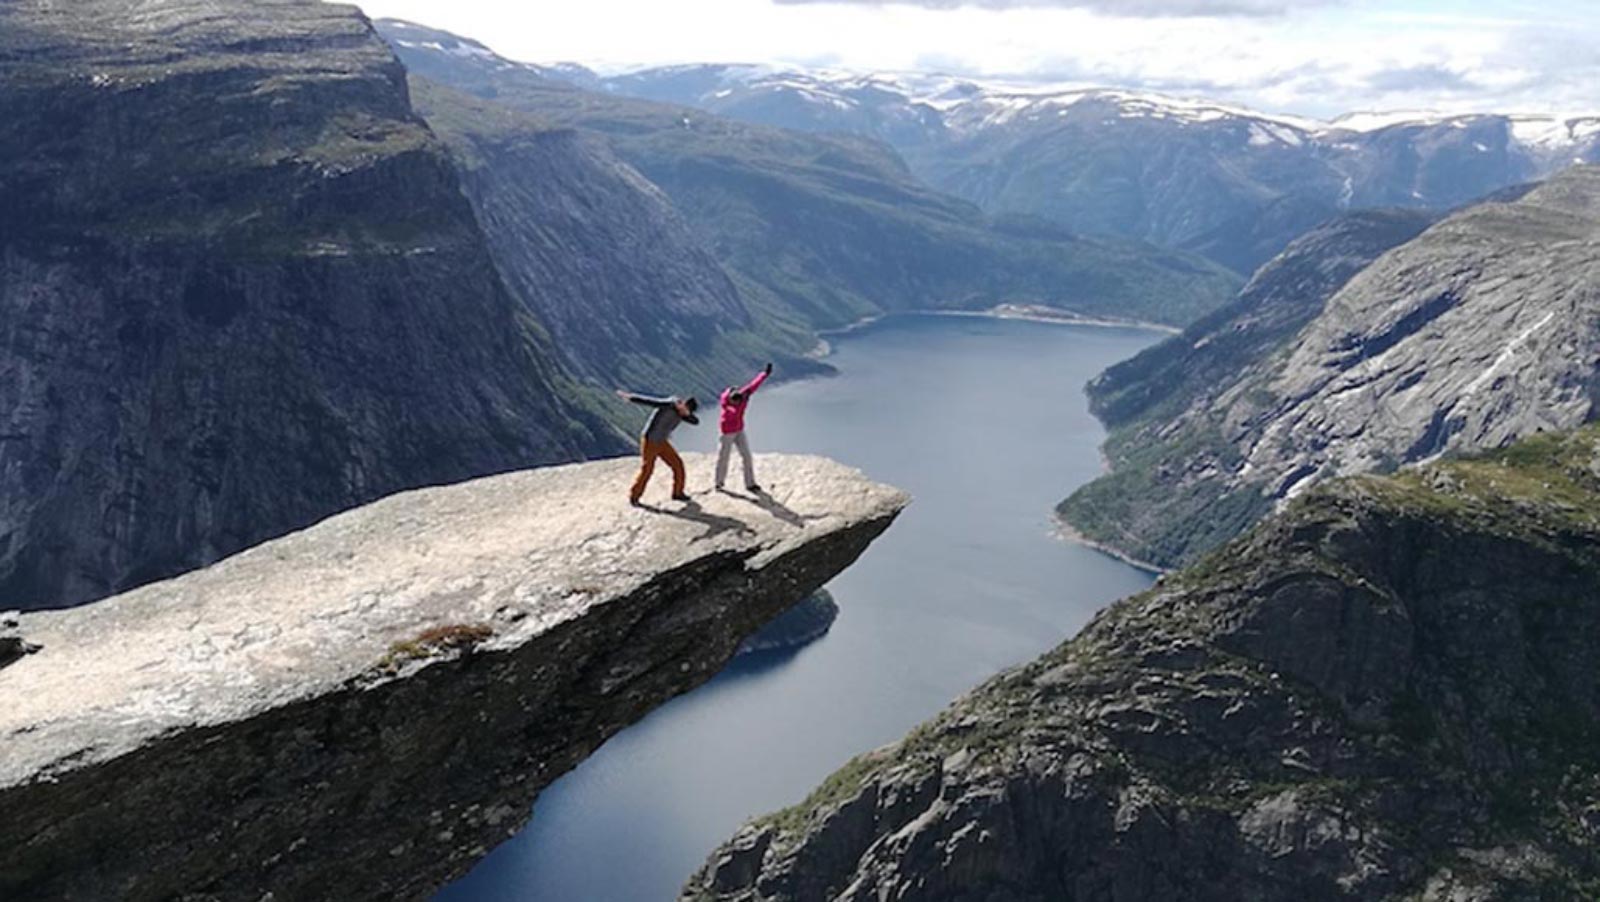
left=716, top=362, right=772, bottom=492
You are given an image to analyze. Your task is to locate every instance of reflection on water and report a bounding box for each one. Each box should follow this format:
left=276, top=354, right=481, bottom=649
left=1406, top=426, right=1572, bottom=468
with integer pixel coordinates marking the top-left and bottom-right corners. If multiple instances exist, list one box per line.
left=438, top=314, right=1161, bottom=901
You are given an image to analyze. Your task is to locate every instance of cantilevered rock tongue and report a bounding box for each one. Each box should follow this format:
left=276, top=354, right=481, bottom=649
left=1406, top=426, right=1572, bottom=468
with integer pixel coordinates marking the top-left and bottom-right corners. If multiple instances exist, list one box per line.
left=0, top=453, right=907, bottom=901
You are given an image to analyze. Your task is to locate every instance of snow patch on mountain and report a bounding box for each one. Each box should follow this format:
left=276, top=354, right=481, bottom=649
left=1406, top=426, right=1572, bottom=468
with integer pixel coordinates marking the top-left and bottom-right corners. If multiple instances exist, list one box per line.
left=619, top=62, right=1600, bottom=159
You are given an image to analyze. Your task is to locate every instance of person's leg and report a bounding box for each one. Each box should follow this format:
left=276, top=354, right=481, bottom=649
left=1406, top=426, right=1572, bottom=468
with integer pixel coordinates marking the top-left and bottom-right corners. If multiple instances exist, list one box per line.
left=715, top=434, right=734, bottom=488
left=630, top=441, right=659, bottom=502
left=736, top=431, right=757, bottom=489
left=660, top=441, right=688, bottom=498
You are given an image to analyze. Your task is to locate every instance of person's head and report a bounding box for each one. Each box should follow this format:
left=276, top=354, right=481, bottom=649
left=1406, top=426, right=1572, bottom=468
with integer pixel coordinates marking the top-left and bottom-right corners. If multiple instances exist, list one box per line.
left=678, top=396, right=698, bottom=416
left=727, top=387, right=745, bottom=404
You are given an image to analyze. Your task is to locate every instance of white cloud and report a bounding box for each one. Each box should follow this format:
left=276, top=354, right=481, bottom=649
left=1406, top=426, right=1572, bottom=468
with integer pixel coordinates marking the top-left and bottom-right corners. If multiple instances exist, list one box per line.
left=772, top=0, right=1346, bottom=17
left=347, top=0, right=1600, bottom=118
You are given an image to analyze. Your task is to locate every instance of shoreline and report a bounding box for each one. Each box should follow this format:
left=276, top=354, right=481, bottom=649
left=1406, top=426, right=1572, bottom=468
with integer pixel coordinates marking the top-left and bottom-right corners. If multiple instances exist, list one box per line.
left=808, top=305, right=1178, bottom=359
left=924, top=304, right=1183, bottom=335
left=1051, top=517, right=1169, bottom=576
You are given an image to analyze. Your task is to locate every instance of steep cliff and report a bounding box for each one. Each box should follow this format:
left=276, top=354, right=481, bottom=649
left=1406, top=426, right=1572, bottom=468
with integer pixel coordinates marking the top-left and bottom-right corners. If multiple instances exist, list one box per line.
left=0, top=0, right=619, bottom=610
left=1061, top=167, right=1600, bottom=569
left=688, top=429, right=1600, bottom=901
left=378, top=21, right=1242, bottom=331
left=0, top=454, right=907, bottom=901
left=407, top=77, right=825, bottom=394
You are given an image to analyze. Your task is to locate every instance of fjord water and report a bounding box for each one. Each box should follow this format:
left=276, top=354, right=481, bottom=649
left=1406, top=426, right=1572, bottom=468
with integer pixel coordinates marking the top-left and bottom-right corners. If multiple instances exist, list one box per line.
left=437, top=315, right=1160, bottom=901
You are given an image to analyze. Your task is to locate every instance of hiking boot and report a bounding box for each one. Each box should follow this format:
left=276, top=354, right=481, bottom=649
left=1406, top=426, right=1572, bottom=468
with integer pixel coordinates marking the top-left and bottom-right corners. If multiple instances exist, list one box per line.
left=746, top=484, right=763, bottom=493
left=672, top=492, right=692, bottom=502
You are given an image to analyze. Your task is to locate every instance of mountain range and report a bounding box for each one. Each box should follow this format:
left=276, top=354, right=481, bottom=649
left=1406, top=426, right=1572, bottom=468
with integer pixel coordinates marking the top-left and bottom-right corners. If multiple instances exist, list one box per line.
left=553, top=60, right=1600, bottom=274
left=379, top=19, right=1243, bottom=334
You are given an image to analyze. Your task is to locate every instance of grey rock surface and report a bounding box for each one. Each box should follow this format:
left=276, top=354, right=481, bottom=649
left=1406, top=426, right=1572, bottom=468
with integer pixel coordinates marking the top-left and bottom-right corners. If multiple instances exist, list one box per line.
left=0, top=0, right=619, bottom=610
left=1246, top=167, right=1600, bottom=487
left=688, top=430, right=1600, bottom=901
left=0, top=453, right=907, bottom=900
left=1061, top=166, right=1600, bottom=569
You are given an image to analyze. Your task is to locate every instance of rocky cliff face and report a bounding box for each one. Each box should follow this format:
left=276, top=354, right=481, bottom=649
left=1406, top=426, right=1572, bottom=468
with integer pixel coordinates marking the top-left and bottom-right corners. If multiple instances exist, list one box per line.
left=1086, top=208, right=1446, bottom=432
left=688, top=429, right=1600, bottom=901
left=378, top=21, right=1242, bottom=331
left=407, top=78, right=825, bottom=395
left=0, top=454, right=907, bottom=901
left=0, top=0, right=619, bottom=610
left=1060, top=167, right=1600, bottom=569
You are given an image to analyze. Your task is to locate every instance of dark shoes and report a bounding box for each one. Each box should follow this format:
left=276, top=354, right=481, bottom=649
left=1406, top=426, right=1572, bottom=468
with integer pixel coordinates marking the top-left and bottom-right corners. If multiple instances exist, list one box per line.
left=671, top=492, right=692, bottom=502
left=746, top=484, right=763, bottom=493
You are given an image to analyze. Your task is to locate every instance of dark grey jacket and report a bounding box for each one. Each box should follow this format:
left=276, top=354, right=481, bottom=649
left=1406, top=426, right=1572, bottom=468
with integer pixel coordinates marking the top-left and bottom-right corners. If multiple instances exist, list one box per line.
left=625, top=394, right=699, bottom=443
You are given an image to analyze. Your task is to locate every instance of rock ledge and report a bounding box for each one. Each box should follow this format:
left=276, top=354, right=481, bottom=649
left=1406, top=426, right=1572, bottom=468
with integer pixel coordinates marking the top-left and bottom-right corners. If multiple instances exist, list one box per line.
left=0, top=453, right=906, bottom=900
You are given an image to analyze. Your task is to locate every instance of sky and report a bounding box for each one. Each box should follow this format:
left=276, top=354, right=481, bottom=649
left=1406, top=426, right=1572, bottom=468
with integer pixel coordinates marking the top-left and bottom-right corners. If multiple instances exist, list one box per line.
left=348, top=0, right=1600, bottom=119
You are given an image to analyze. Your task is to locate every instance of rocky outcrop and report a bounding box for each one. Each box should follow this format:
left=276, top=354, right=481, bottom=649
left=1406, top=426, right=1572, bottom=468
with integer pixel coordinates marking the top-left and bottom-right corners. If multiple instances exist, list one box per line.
left=0, top=454, right=907, bottom=901
left=1059, top=207, right=1443, bottom=566
left=378, top=20, right=1243, bottom=330
left=0, top=611, right=38, bottom=670
left=1085, top=207, right=1445, bottom=432
left=687, top=429, right=1600, bottom=901
left=1061, top=166, right=1600, bottom=569
left=0, top=0, right=620, bottom=610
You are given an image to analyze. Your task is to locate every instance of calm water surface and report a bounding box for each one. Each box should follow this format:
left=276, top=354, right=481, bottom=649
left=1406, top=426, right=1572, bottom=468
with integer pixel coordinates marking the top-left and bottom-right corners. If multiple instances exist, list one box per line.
left=438, top=314, right=1161, bottom=901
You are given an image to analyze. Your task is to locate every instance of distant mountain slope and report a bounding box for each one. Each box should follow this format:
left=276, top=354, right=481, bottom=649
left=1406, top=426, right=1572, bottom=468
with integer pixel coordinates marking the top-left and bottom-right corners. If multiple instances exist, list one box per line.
left=596, top=63, right=1600, bottom=274
left=0, top=0, right=619, bottom=609
left=407, top=78, right=825, bottom=396
left=1059, top=166, right=1600, bottom=569
left=379, top=21, right=1242, bottom=330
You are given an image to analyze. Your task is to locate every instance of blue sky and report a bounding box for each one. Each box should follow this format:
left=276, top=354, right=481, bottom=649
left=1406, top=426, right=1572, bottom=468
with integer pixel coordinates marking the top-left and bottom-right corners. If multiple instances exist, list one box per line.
left=351, top=0, right=1599, bottom=118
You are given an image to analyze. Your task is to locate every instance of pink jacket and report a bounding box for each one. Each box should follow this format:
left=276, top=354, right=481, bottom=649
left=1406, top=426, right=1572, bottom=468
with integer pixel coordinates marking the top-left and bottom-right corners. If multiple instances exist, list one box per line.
left=719, top=369, right=769, bottom=434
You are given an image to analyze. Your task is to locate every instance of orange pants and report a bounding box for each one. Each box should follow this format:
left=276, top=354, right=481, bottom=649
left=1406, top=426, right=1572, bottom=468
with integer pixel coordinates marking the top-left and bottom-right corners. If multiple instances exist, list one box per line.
left=630, top=439, right=685, bottom=501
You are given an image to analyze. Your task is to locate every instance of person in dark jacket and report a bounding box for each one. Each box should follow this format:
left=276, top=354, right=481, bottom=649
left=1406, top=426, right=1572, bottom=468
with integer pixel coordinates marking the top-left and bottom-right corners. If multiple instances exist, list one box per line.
left=616, top=389, right=699, bottom=503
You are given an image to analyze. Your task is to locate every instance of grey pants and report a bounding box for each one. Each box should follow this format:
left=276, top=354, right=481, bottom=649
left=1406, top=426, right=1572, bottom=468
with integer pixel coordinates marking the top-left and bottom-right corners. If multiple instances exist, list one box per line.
left=716, top=431, right=757, bottom=488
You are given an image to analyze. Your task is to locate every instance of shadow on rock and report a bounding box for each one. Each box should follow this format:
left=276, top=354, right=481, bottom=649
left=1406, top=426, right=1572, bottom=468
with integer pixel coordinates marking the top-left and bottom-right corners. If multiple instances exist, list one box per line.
left=723, top=490, right=829, bottom=529
left=639, top=500, right=757, bottom=542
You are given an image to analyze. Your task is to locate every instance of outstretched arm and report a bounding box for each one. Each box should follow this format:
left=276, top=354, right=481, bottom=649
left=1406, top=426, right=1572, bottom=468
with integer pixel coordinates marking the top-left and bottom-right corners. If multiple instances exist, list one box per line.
left=615, top=389, right=673, bottom=409
left=741, top=363, right=773, bottom=396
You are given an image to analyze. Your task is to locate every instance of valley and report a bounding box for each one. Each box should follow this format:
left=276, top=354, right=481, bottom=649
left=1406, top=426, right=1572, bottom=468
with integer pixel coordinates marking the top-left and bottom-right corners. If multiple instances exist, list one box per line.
left=3, top=1, right=1599, bottom=899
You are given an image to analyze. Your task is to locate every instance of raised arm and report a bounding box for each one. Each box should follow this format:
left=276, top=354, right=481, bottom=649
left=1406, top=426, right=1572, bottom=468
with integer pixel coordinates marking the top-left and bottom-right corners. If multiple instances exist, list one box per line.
left=615, top=389, right=673, bottom=409
left=741, top=363, right=773, bottom=396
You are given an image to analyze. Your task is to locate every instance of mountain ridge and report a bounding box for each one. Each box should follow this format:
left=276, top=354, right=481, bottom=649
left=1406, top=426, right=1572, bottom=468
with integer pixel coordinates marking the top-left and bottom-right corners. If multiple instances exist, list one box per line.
left=1059, top=164, right=1600, bottom=570
left=558, top=57, right=1600, bottom=273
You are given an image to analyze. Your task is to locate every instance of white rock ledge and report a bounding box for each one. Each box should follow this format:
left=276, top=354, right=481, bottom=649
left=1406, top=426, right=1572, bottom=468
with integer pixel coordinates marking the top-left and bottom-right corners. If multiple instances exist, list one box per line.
left=0, top=453, right=907, bottom=901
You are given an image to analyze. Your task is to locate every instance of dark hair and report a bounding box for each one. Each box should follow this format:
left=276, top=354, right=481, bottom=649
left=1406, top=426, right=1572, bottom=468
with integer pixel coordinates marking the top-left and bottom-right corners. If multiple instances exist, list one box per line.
left=684, top=396, right=699, bottom=412
left=729, top=389, right=745, bottom=403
